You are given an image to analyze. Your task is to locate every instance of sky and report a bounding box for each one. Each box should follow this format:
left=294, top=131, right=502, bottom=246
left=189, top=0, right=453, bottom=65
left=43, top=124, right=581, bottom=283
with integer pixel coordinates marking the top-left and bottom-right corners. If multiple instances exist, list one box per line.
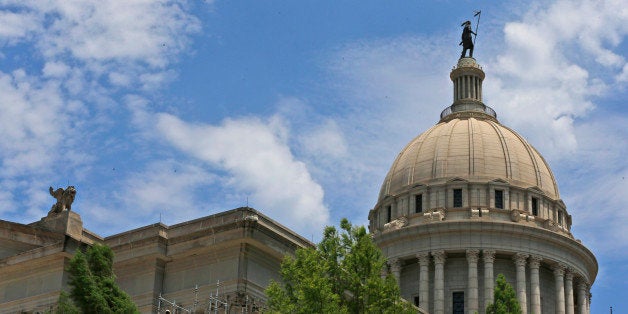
left=0, top=0, right=626, bottom=311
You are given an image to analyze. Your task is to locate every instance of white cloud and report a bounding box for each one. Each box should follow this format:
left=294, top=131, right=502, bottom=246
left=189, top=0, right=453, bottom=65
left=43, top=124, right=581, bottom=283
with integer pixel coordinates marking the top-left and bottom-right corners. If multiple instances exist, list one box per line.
left=0, top=10, right=40, bottom=42
left=487, top=0, right=628, bottom=159
left=0, top=1, right=202, bottom=226
left=112, top=160, right=216, bottom=225
left=0, top=70, right=69, bottom=176
left=0, top=1, right=201, bottom=91
left=155, top=113, right=330, bottom=236
left=42, top=61, right=71, bottom=78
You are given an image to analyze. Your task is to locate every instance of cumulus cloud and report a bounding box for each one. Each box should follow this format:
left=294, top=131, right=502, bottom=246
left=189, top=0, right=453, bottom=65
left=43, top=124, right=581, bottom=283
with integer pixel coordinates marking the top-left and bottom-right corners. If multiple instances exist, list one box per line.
left=487, top=0, right=628, bottom=158
left=155, top=113, right=330, bottom=236
left=0, top=1, right=202, bottom=225
left=0, top=70, right=72, bottom=177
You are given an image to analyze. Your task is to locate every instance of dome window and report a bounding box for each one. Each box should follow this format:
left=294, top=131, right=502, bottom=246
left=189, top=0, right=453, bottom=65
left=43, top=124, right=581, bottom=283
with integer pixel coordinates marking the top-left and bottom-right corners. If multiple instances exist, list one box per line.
left=415, top=194, right=423, bottom=213
left=453, top=189, right=463, bottom=208
left=531, top=197, right=539, bottom=216
left=495, top=190, right=504, bottom=209
left=386, top=205, right=392, bottom=223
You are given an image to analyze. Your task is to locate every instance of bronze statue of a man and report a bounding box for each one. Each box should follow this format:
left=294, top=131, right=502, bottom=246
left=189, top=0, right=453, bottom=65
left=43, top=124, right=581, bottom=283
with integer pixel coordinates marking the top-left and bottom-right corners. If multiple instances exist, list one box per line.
left=460, top=20, right=476, bottom=58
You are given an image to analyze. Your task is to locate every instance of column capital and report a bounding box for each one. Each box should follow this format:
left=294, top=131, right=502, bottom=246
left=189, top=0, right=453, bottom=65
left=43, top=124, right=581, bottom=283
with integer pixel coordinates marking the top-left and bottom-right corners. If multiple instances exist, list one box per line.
left=432, top=250, right=446, bottom=264
left=466, top=249, right=480, bottom=263
left=565, top=270, right=574, bottom=281
left=577, top=281, right=589, bottom=290
left=513, top=253, right=529, bottom=267
left=553, top=263, right=566, bottom=276
left=483, top=250, right=496, bottom=263
left=416, top=252, right=430, bottom=264
left=529, top=255, right=542, bottom=269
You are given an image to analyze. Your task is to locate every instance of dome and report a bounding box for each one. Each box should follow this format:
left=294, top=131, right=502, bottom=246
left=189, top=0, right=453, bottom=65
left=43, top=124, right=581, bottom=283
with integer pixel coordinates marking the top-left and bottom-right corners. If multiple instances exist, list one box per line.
left=369, top=57, right=596, bottom=314
left=378, top=117, right=560, bottom=202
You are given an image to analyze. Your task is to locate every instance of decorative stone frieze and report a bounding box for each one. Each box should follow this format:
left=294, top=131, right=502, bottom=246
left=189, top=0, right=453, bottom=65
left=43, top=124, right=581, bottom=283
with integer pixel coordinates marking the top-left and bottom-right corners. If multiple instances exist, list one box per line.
left=383, top=216, right=408, bottom=231
left=423, top=208, right=445, bottom=222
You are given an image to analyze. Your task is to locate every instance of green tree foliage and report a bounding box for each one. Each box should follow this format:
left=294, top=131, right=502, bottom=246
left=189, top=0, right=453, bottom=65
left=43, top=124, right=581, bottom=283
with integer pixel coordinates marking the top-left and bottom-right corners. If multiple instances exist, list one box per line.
left=266, top=219, right=415, bottom=314
left=66, top=244, right=139, bottom=313
left=486, top=274, right=521, bottom=314
left=54, top=291, right=80, bottom=314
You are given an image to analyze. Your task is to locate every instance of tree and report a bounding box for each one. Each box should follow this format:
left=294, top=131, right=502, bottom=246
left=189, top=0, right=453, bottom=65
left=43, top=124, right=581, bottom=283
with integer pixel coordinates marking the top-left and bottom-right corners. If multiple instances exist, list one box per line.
left=266, top=218, right=415, bottom=314
left=66, top=243, right=139, bottom=313
left=486, top=274, right=521, bottom=314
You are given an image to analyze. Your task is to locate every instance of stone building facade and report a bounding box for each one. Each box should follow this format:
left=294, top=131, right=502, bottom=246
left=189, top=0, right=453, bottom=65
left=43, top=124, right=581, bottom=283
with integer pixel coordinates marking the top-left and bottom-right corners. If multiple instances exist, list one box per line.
left=369, top=57, right=597, bottom=314
left=0, top=207, right=311, bottom=313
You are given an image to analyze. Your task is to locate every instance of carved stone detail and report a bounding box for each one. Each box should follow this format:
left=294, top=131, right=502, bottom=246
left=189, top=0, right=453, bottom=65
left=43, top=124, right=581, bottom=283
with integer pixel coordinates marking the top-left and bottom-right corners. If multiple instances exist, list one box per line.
left=416, top=252, right=430, bottom=265
left=48, top=186, right=77, bottom=216
left=423, top=208, right=445, bottom=222
left=513, top=253, right=529, bottom=267
left=466, top=249, right=480, bottom=263
left=432, top=250, right=446, bottom=264
left=384, top=216, right=408, bottom=231
left=529, top=255, right=542, bottom=268
left=483, top=250, right=496, bottom=263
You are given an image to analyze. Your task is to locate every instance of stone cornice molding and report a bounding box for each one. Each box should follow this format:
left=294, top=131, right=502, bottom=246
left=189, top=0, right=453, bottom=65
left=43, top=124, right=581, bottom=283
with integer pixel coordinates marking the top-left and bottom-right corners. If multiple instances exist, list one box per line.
left=432, top=250, right=446, bottom=264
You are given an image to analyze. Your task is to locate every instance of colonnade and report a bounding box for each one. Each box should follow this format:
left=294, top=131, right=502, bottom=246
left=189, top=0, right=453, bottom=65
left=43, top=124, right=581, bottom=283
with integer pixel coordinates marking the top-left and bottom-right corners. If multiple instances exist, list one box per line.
left=388, top=250, right=591, bottom=314
left=453, top=75, right=483, bottom=102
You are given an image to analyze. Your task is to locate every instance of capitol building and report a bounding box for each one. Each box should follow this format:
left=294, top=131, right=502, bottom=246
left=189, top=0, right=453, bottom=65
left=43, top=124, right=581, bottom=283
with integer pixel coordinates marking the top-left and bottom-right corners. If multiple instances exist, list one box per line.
left=0, top=56, right=597, bottom=313
left=369, top=57, right=597, bottom=314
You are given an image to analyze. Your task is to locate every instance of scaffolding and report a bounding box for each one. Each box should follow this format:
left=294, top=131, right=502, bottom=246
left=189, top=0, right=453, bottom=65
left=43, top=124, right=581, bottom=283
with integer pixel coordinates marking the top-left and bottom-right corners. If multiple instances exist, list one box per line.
left=156, top=281, right=232, bottom=314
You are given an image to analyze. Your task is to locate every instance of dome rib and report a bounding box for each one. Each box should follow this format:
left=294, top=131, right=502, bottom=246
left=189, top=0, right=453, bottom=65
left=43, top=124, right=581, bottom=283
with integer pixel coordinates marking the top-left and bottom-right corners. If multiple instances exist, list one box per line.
left=486, top=120, right=513, bottom=179
left=468, top=117, right=475, bottom=175
left=409, top=124, right=440, bottom=184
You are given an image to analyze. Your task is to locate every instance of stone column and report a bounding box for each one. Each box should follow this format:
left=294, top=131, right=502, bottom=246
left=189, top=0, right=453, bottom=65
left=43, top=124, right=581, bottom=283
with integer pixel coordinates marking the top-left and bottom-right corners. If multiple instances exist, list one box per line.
left=433, top=250, right=446, bottom=314
left=390, top=258, right=401, bottom=284
left=565, top=270, right=574, bottom=314
left=577, top=282, right=587, bottom=314
left=529, top=255, right=542, bottom=314
left=483, top=250, right=496, bottom=311
left=416, top=252, right=430, bottom=312
left=466, top=249, right=480, bottom=314
left=554, top=264, right=566, bottom=314
left=513, top=253, right=529, bottom=314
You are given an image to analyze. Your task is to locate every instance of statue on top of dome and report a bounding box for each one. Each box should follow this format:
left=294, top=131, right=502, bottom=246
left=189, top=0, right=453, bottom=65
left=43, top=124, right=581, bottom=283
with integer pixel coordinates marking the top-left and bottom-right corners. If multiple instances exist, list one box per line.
left=460, top=10, right=481, bottom=59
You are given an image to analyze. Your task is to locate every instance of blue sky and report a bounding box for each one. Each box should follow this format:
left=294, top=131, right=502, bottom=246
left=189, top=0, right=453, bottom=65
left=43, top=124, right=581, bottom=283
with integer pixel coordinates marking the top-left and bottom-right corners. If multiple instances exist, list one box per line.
left=0, top=0, right=626, bottom=311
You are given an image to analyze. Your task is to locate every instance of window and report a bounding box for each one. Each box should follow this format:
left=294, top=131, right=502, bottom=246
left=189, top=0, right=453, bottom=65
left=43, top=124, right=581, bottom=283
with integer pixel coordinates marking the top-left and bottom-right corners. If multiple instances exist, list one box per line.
left=495, top=190, right=504, bottom=209
left=453, top=189, right=463, bottom=208
left=386, top=206, right=392, bottom=223
left=452, top=291, right=464, bottom=314
left=413, top=296, right=420, bottom=307
left=558, top=210, right=563, bottom=225
left=415, top=194, right=423, bottom=213
left=531, top=197, right=539, bottom=216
